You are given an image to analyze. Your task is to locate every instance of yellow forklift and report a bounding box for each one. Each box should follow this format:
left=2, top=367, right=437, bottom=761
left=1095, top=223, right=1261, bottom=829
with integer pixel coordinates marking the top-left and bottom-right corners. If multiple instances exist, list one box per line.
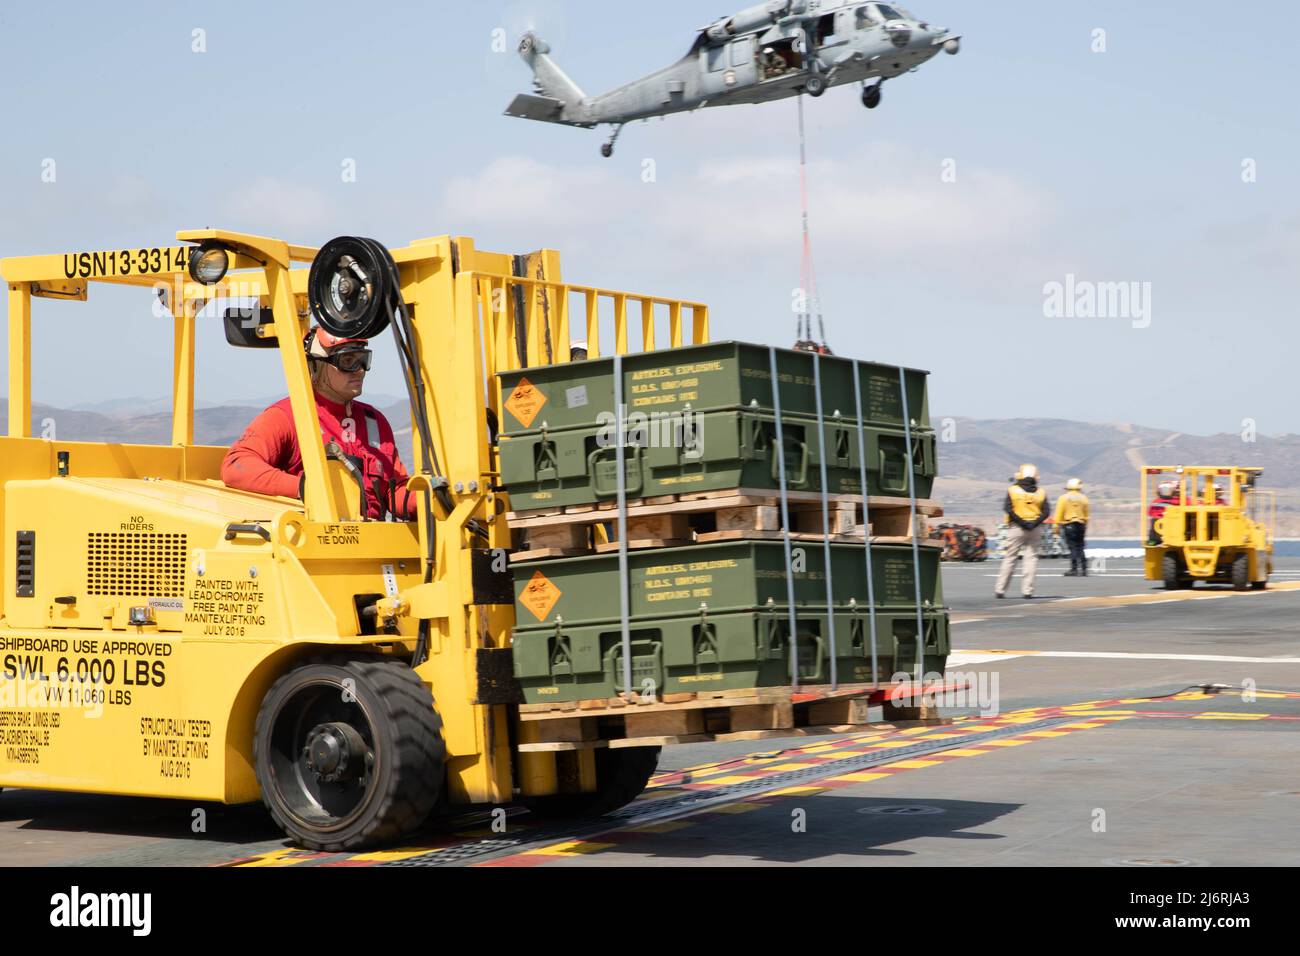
left=0, top=229, right=723, bottom=849
left=1141, top=465, right=1274, bottom=591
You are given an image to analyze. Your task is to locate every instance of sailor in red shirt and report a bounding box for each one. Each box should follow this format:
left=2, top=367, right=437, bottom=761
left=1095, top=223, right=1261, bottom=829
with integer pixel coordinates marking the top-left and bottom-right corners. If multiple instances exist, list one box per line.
left=1146, top=479, right=1181, bottom=545
left=222, top=327, right=416, bottom=520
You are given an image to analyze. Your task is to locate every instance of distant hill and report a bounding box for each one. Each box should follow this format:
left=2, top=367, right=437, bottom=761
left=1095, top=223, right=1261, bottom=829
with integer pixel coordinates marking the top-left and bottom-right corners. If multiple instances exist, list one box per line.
left=3, top=401, right=1296, bottom=535
left=933, top=417, right=1300, bottom=535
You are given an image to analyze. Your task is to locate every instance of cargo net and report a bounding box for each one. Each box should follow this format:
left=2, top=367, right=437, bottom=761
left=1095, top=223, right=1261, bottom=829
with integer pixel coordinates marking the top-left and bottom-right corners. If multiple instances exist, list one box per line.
left=85, top=532, right=188, bottom=597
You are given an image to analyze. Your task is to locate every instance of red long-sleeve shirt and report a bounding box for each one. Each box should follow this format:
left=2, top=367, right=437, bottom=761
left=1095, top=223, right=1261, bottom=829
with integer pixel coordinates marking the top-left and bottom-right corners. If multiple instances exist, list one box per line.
left=222, top=394, right=416, bottom=520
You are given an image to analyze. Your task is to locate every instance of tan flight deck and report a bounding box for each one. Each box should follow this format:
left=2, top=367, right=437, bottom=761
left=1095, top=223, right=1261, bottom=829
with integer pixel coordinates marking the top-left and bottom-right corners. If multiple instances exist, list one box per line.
left=0, top=229, right=947, bottom=850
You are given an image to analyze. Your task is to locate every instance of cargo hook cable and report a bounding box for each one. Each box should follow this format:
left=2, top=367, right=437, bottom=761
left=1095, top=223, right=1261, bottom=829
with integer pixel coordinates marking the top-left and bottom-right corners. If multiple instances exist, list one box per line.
left=795, top=94, right=828, bottom=350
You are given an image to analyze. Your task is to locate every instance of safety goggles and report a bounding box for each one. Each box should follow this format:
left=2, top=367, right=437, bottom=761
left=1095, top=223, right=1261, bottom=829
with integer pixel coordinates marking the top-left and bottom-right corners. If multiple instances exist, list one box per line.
left=320, top=349, right=373, bottom=373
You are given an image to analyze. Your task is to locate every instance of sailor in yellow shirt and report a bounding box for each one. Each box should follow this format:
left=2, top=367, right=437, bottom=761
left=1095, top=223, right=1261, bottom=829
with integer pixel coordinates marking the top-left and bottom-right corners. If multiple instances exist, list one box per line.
left=1055, top=478, right=1091, bottom=577
left=995, top=464, right=1051, bottom=599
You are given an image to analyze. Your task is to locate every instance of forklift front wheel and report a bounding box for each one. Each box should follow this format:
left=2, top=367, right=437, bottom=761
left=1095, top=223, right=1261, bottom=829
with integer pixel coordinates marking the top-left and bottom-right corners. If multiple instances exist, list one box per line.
left=255, top=657, right=445, bottom=852
left=1231, top=554, right=1250, bottom=591
left=1161, top=553, right=1184, bottom=590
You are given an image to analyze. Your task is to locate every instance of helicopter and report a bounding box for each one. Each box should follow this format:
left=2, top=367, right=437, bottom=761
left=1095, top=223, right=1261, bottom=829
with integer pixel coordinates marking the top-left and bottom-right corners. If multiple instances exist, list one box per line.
left=504, top=0, right=959, bottom=157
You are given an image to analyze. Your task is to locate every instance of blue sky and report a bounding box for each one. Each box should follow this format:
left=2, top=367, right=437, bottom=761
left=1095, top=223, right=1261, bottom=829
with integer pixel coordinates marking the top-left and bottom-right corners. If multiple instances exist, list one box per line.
left=1, top=0, right=1296, bottom=434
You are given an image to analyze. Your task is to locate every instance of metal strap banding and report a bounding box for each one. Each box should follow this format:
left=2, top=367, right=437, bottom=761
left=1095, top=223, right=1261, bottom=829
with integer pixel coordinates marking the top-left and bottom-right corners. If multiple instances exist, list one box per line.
left=812, top=352, right=837, bottom=690
left=614, top=353, right=634, bottom=700
left=851, top=361, right=880, bottom=685
left=768, top=347, right=801, bottom=690
left=898, top=367, right=926, bottom=682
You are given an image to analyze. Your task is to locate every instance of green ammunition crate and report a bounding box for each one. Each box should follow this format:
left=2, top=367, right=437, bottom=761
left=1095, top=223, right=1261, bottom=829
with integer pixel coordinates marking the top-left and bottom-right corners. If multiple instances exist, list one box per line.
left=499, top=408, right=935, bottom=511
left=512, top=541, right=943, bottom=631
left=498, top=341, right=930, bottom=436
left=511, top=607, right=950, bottom=703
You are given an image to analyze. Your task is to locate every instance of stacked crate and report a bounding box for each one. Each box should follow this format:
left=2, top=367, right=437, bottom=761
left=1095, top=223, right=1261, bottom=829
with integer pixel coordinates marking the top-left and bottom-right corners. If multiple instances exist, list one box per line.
left=497, top=342, right=949, bottom=715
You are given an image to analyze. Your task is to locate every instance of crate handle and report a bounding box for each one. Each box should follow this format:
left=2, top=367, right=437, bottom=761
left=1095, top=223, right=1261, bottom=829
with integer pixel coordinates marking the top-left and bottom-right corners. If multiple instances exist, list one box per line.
left=770, top=438, right=810, bottom=488
left=589, top=445, right=645, bottom=497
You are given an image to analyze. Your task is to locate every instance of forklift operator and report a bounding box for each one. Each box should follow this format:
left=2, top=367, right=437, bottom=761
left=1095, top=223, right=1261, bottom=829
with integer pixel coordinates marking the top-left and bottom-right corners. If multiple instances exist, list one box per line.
left=221, top=327, right=417, bottom=520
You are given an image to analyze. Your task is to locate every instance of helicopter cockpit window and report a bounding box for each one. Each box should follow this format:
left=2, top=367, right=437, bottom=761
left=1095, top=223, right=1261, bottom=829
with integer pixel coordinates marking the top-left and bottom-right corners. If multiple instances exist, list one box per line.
left=874, top=4, right=904, bottom=21
left=856, top=6, right=881, bottom=27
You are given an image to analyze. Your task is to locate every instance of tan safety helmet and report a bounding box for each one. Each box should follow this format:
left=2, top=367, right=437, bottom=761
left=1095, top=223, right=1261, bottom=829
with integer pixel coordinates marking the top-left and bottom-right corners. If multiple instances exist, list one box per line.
left=1157, top=480, right=1177, bottom=497
left=1015, top=464, right=1039, bottom=481
left=1065, top=478, right=1082, bottom=491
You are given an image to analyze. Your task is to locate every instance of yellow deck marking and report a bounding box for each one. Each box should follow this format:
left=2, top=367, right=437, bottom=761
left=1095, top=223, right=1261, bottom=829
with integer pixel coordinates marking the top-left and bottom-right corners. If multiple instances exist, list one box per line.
left=940, top=748, right=991, bottom=757
left=980, top=738, right=1032, bottom=747
left=1191, top=712, right=1268, bottom=720
left=887, top=758, right=943, bottom=769
left=694, top=774, right=761, bottom=786
left=765, top=785, right=827, bottom=797
left=756, top=762, right=818, bottom=772
left=348, top=847, right=442, bottom=863
left=237, top=849, right=317, bottom=867
left=526, top=840, right=616, bottom=857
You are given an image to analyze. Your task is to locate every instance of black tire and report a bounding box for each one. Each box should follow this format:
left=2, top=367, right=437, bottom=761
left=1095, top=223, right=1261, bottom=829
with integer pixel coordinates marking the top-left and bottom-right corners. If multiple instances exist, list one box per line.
left=600, top=143, right=613, bottom=158
left=1161, top=553, right=1182, bottom=590
left=1231, top=554, right=1250, bottom=591
left=863, top=85, right=882, bottom=109
left=805, top=74, right=826, bottom=97
left=254, top=657, right=445, bottom=852
left=524, top=747, right=660, bottom=820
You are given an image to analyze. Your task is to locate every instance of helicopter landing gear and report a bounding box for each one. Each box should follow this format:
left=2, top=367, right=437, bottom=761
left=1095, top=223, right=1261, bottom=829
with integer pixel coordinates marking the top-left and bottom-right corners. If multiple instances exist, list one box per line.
left=862, top=81, right=883, bottom=109
left=601, top=124, right=624, bottom=158
left=804, top=72, right=826, bottom=97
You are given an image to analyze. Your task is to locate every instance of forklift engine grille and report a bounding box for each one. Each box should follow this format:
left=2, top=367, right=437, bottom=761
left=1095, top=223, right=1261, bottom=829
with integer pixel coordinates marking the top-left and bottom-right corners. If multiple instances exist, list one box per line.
left=85, top=532, right=188, bottom=597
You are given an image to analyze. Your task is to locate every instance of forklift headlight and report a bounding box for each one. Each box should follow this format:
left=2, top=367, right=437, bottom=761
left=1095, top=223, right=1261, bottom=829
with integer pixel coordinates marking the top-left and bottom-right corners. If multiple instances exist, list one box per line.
left=188, top=243, right=230, bottom=285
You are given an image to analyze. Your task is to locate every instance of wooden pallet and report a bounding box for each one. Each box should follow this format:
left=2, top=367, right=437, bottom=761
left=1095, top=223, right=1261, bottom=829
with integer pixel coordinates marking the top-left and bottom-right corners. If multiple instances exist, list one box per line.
left=508, top=489, right=943, bottom=560
left=515, top=680, right=956, bottom=750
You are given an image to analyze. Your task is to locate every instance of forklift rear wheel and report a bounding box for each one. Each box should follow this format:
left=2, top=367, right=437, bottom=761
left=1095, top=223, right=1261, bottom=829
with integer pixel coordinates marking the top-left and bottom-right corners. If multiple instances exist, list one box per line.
left=523, top=746, right=660, bottom=819
left=805, top=74, right=826, bottom=97
left=255, top=657, right=445, bottom=852
left=1251, top=580, right=1267, bottom=590
left=1231, top=554, right=1250, bottom=591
